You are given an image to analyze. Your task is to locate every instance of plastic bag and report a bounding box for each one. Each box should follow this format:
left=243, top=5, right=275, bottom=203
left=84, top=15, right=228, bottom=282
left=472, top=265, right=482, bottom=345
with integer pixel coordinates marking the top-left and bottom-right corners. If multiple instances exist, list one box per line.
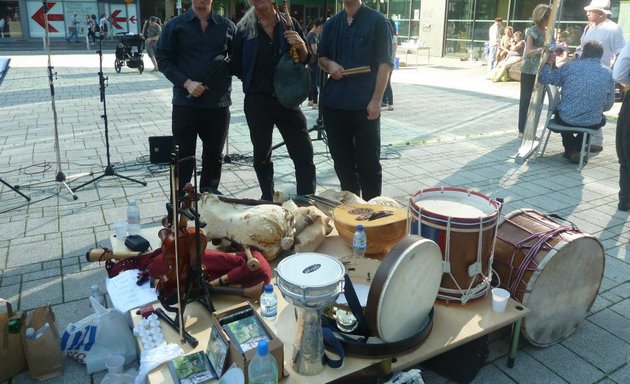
left=135, top=343, right=184, bottom=384
left=61, top=297, right=137, bottom=374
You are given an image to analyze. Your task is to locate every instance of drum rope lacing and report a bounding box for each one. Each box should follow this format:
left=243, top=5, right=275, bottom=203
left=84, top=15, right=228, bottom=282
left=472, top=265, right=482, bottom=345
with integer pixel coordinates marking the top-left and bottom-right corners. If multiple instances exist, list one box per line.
left=438, top=216, right=494, bottom=304
left=499, top=219, right=573, bottom=297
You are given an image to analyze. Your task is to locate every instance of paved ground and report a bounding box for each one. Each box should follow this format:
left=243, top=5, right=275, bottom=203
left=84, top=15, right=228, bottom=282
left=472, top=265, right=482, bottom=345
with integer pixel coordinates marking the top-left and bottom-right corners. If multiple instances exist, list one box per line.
left=0, top=45, right=629, bottom=384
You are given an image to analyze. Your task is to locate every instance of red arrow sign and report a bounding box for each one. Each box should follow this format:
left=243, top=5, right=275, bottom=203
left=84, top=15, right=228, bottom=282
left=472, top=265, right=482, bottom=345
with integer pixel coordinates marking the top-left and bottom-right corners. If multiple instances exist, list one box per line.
left=31, top=2, right=64, bottom=32
left=110, top=10, right=126, bottom=29
left=129, top=16, right=136, bottom=24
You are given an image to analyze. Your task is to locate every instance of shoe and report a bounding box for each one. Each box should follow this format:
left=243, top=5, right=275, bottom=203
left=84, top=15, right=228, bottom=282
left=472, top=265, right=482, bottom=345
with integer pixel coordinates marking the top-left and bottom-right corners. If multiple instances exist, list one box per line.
left=618, top=200, right=630, bottom=211
left=388, top=105, right=394, bottom=111
left=562, top=151, right=572, bottom=159
left=590, top=145, right=603, bottom=152
left=381, top=103, right=387, bottom=107
left=312, top=103, right=318, bottom=109
left=569, top=152, right=587, bottom=164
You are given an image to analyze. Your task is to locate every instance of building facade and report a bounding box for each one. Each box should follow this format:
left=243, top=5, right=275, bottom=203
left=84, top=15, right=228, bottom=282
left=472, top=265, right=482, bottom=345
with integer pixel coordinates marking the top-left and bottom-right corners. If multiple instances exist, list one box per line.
left=1, top=0, right=628, bottom=60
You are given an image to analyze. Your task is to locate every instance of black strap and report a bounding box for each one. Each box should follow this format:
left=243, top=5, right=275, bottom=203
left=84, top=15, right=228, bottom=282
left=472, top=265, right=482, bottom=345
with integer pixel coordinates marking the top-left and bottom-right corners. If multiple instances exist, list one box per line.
left=322, top=327, right=344, bottom=368
left=342, top=274, right=371, bottom=339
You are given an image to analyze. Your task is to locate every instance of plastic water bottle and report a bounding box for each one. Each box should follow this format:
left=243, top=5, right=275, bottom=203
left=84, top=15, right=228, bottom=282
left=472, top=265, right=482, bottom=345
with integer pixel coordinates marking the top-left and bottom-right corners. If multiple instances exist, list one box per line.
left=90, top=284, right=104, bottom=307
left=127, top=198, right=141, bottom=235
left=259, top=284, right=278, bottom=322
left=352, top=224, right=367, bottom=258
left=247, top=340, right=278, bottom=384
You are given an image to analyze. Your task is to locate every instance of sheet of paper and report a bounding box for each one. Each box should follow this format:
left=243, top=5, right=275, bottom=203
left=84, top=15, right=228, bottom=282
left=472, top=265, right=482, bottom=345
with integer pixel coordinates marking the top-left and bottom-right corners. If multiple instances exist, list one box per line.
left=106, top=269, right=157, bottom=313
left=336, top=283, right=369, bottom=307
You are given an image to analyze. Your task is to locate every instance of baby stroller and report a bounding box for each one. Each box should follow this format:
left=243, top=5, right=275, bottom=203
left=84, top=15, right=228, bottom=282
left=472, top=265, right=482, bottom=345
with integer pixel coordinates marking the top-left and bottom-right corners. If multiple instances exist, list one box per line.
left=114, top=33, right=145, bottom=74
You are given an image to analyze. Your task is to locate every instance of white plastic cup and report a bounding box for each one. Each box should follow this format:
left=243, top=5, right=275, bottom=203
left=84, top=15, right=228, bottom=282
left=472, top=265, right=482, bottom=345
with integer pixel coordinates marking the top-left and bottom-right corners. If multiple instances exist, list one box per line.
left=491, top=288, right=510, bottom=313
left=105, top=354, right=125, bottom=374
left=113, top=221, right=128, bottom=239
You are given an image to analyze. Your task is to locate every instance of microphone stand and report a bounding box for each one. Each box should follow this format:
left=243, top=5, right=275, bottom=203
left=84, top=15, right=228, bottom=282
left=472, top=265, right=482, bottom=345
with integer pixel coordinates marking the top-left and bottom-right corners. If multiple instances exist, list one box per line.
left=40, top=0, right=91, bottom=200
left=0, top=178, right=30, bottom=201
left=72, top=35, right=147, bottom=192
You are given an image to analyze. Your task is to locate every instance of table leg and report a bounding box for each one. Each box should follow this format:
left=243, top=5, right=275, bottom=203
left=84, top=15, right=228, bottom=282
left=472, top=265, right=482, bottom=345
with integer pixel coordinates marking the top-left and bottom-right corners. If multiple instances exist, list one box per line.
left=508, top=317, right=523, bottom=368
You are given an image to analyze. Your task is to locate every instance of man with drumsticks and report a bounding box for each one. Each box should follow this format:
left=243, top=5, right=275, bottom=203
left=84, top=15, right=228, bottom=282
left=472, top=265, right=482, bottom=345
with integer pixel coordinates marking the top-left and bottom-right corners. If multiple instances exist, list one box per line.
left=317, top=0, right=393, bottom=200
left=229, top=0, right=316, bottom=201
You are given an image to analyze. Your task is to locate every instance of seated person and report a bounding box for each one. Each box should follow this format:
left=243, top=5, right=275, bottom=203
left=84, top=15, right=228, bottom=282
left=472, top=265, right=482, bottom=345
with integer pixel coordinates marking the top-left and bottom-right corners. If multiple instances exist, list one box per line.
left=490, top=31, right=525, bottom=82
left=538, top=41, right=614, bottom=163
left=496, top=26, right=514, bottom=63
left=508, top=31, right=525, bottom=57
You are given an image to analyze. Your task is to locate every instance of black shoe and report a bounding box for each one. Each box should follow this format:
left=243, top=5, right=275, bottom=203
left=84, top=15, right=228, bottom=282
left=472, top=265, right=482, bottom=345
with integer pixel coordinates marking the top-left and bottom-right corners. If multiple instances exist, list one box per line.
left=618, top=200, right=630, bottom=211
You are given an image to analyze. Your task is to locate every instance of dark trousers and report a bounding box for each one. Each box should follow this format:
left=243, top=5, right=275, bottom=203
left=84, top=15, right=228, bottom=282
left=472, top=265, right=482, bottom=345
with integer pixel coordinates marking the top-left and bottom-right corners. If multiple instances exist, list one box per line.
left=553, top=114, right=604, bottom=153
left=323, top=107, right=382, bottom=200
left=617, top=93, right=630, bottom=203
left=308, top=65, right=318, bottom=103
left=382, top=72, right=393, bottom=105
left=244, top=94, right=316, bottom=200
left=518, top=73, right=537, bottom=134
left=172, top=105, right=229, bottom=192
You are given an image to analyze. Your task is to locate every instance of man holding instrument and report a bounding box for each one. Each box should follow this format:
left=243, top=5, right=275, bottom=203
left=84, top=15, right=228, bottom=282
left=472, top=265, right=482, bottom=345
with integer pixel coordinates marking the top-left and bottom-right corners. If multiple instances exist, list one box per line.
left=318, top=0, right=393, bottom=200
left=229, top=0, right=316, bottom=201
left=156, top=0, right=236, bottom=193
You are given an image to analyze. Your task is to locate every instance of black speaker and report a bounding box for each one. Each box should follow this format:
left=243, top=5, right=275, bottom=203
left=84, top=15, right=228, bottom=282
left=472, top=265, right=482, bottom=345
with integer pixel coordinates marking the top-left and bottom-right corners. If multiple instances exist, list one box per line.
left=149, top=136, right=173, bottom=164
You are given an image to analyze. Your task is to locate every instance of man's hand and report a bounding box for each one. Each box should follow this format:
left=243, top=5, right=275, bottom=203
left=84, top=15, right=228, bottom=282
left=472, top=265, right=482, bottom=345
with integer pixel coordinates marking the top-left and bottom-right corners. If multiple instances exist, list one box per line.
left=367, top=99, right=381, bottom=120
left=184, top=79, right=206, bottom=98
left=327, top=62, right=344, bottom=80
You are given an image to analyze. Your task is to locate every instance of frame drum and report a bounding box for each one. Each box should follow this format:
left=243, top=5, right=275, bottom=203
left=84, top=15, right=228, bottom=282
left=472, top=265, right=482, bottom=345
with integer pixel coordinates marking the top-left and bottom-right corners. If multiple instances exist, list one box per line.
left=409, top=187, right=501, bottom=303
left=494, top=209, right=605, bottom=347
left=365, top=236, right=442, bottom=342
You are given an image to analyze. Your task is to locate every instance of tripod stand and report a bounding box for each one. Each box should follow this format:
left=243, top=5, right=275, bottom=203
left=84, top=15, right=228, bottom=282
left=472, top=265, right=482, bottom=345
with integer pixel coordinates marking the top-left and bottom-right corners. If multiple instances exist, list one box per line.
left=0, top=178, right=30, bottom=201
left=72, top=37, right=147, bottom=192
left=272, top=67, right=327, bottom=150
left=40, top=0, right=90, bottom=200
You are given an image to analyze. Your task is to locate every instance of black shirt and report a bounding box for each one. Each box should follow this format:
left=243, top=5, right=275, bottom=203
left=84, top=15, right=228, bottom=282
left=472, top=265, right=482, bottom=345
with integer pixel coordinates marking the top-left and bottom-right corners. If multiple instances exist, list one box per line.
left=157, top=9, right=236, bottom=108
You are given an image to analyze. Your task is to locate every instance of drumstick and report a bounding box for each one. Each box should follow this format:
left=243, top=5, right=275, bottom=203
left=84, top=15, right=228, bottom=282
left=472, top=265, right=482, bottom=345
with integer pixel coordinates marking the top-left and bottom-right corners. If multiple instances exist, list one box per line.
left=341, top=66, right=371, bottom=76
left=86, top=248, right=140, bottom=262
left=244, top=247, right=260, bottom=271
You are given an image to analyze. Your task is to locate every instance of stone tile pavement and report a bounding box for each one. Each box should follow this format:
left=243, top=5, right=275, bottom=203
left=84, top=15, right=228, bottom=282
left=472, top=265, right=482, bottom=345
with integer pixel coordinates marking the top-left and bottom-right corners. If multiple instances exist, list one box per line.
left=0, top=50, right=628, bottom=383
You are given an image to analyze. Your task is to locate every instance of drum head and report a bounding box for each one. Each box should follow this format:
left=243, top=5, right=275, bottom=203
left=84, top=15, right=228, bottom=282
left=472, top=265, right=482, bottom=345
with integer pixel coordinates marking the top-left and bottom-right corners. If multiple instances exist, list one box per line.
left=366, top=236, right=442, bottom=342
left=276, top=253, right=344, bottom=287
left=410, top=187, right=499, bottom=223
left=523, top=236, right=604, bottom=347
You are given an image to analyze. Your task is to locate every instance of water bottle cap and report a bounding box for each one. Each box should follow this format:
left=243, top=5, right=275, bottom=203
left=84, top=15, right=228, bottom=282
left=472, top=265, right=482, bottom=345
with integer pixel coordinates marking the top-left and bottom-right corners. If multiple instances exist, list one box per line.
left=129, top=198, right=136, bottom=205
left=264, top=284, right=273, bottom=293
left=357, top=224, right=364, bottom=231
left=25, top=327, right=35, bottom=337
left=257, top=340, right=268, bottom=356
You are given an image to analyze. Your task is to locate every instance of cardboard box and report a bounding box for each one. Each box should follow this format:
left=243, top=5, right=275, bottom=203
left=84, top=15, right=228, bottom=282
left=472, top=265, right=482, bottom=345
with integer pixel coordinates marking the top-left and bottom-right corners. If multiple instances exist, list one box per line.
left=211, top=302, right=283, bottom=382
left=0, top=298, right=27, bottom=382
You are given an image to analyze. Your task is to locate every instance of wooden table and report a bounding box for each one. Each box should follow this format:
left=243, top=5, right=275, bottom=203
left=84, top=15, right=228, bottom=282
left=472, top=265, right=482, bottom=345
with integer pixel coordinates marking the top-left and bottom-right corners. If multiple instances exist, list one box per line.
left=113, top=228, right=529, bottom=383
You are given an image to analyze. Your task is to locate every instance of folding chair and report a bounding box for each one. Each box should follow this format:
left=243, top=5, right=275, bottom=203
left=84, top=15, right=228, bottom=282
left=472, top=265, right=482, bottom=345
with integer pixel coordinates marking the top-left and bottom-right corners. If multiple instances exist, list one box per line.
left=535, top=84, right=594, bottom=171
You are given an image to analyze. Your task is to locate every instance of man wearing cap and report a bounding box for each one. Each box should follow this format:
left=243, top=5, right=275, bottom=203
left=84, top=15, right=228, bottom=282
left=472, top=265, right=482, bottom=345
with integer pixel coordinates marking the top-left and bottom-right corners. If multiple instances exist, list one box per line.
left=575, top=0, right=625, bottom=152
left=488, top=17, right=503, bottom=71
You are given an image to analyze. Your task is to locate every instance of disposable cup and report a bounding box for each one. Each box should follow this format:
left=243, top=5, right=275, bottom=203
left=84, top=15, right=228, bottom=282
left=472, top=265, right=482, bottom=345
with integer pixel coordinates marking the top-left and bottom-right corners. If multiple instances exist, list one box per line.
left=105, top=354, right=125, bottom=374
left=491, top=288, right=510, bottom=313
left=113, top=221, right=127, bottom=239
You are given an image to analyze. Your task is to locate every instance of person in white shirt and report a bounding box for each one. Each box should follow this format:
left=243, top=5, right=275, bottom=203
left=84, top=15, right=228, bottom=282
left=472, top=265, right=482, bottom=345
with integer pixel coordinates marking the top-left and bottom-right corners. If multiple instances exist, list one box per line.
left=487, top=17, right=503, bottom=71
left=576, top=0, right=625, bottom=152
left=613, top=42, right=630, bottom=211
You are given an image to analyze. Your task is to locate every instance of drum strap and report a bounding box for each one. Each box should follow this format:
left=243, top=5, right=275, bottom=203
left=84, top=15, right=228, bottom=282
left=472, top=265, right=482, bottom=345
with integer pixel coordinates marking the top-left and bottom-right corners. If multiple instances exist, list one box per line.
left=342, top=274, right=372, bottom=338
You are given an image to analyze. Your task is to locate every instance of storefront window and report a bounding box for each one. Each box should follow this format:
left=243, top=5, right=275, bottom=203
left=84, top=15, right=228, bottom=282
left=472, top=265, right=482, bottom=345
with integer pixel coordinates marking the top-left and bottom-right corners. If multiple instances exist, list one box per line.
left=0, top=1, right=22, bottom=38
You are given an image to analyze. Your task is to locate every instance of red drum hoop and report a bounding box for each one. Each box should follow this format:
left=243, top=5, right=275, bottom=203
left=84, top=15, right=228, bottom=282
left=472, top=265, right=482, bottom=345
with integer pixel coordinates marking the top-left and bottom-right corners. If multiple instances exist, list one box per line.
left=408, top=187, right=501, bottom=303
left=494, top=209, right=604, bottom=347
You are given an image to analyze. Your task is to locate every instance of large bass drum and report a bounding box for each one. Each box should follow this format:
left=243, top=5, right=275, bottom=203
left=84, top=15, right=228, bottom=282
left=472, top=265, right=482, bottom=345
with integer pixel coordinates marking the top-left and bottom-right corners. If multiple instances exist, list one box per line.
left=493, top=209, right=605, bottom=347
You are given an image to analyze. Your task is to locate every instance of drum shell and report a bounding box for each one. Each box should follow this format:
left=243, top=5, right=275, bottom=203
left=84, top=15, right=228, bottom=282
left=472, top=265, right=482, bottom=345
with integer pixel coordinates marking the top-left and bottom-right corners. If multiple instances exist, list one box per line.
left=494, top=209, right=605, bottom=347
left=276, top=253, right=344, bottom=309
left=409, top=188, right=500, bottom=301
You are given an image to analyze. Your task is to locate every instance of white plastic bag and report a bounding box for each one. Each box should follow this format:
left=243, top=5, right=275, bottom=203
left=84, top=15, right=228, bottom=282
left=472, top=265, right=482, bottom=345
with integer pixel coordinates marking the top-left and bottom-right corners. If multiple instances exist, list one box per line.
left=61, top=297, right=138, bottom=374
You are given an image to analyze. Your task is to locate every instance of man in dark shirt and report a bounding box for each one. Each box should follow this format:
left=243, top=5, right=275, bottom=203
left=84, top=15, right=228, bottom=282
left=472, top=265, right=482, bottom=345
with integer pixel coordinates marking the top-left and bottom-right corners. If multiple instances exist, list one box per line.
left=230, top=0, right=316, bottom=201
left=318, top=0, right=393, bottom=200
left=156, top=0, right=236, bottom=193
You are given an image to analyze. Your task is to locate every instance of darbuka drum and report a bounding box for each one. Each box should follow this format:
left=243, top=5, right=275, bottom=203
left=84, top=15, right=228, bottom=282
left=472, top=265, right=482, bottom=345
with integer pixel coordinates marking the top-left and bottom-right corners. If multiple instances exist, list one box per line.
left=494, top=209, right=604, bottom=347
left=276, top=253, right=344, bottom=375
left=409, top=187, right=501, bottom=303
left=332, top=204, right=408, bottom=259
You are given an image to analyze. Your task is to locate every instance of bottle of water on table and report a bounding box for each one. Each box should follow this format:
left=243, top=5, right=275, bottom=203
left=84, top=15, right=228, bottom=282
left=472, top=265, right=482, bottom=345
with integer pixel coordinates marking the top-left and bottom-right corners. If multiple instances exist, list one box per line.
left=259, top=284, right=278, bottom=323
left=352, top=224, right=367, bottom=258
left=127, top=198, right=141, bottom=236
left=248, top=340, right=278, bottom=384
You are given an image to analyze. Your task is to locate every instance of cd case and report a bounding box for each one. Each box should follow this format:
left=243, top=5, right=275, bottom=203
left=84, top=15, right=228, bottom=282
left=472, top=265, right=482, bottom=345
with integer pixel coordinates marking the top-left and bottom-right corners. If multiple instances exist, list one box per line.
left=168, top=351, right=215, bottom=384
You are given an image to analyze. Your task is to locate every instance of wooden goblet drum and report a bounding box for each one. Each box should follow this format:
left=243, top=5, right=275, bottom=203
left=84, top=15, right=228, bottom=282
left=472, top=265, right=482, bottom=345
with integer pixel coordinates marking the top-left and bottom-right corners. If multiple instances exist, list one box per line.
left=332, top=204, right=408, bottom=259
